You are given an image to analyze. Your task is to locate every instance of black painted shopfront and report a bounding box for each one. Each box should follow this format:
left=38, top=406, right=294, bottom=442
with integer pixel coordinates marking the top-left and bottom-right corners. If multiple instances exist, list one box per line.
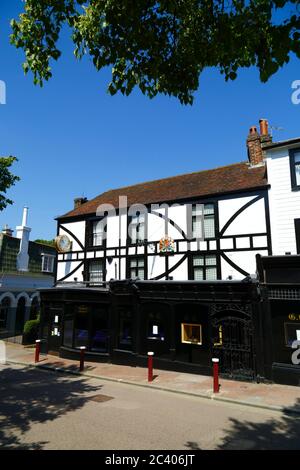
left=39, top=255, right=300, bottom=385
left=39, top=279, right=268, bottom=381
left=257, top=254, right=300, bottom=385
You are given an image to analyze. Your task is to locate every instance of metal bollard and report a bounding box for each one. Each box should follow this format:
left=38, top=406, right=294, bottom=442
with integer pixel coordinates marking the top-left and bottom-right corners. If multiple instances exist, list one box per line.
left=35, top=340, right=41, bottom=363
left=148, top=351, right=154, bottom=382
left=79, top=346, right=86, bottom=372
left=212, top=357, right=220, bottom=393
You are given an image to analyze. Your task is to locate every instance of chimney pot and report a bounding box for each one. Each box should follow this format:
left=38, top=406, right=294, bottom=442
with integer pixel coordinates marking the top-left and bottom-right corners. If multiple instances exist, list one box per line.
left=259, top=119, right=269, bottom=136
left=249, top=126, right=258, bottom=135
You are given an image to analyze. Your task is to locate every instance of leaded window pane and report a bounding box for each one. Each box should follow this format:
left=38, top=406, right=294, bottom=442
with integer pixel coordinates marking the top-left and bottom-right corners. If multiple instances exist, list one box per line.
left=206, top=255, right=217, bottom=266
left=93, top=221, right=104, bottom=246
left=206, top=267, right=217, bottom=280
left=138, top=269, right=145, bottom=280
left=204, top=204, right=214, bottom=215
left=89, top=260, right=104, bottom=284
left=192, top=205, right=204, bottom=216
left=194, top=267, right=204, bottom=280
left=193, top=256, right=204, bottom=266
left=192, top=219, right=203, bottom=238
left=204, top=215, right=215, bottom=238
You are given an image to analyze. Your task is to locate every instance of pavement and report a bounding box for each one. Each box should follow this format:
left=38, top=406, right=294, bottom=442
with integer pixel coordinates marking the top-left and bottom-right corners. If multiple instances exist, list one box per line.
left=4, top=342, right=300, bottom=415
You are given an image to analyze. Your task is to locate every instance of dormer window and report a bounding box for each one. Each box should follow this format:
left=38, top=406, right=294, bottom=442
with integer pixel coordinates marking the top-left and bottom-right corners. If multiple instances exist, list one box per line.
left=290, top=148, right=300, bottom=191
left=42, top=254, right=55, bottom=273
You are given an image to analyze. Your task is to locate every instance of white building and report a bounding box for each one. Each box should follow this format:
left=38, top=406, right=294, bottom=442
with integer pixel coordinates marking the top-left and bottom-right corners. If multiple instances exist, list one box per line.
left=55, top=122, right=275, bottom=285
left=263, top=133, right=300, bottom=255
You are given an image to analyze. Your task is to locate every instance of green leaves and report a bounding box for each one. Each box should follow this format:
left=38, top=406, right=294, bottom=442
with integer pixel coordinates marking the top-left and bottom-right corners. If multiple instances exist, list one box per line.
left=9, top=0, right=300, bottom=104
left=0, top=156, right=20, bottom=211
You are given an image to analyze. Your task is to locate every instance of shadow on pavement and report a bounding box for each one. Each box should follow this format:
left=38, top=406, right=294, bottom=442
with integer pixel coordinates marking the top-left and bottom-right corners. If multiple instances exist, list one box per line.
left=217, top=399, right=300, bottom=450
left=0, top=365, right=100, bottom=449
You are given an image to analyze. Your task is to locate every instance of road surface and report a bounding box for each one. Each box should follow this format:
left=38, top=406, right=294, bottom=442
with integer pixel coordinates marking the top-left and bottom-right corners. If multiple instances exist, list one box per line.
left=0, top=363, right=299, bottom=450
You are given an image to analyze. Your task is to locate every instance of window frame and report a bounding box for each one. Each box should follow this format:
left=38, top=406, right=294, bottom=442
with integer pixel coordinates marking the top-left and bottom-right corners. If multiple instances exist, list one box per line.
left=86, top=217, right=107, bottom=248
left=41, top=254, right=55, bottom=273
left=190, top=253, right=218, bottom=281
left=289, top=148, right=300, bottom=191
left=181, top=323, right=202, bottom=345
left=87, top=259, right=105, bottom=285
left=190, top=202, right=216, bottom=240
left=127, top=256, right=146, bottom=280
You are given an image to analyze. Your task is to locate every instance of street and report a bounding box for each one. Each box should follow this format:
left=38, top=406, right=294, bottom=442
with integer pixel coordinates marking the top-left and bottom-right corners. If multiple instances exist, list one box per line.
left=1, top=363, right=300, bottom=450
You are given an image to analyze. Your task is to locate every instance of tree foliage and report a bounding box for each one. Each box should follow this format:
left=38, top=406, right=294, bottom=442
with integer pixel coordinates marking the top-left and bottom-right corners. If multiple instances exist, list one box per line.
left=34, top=239, right=55, bottom=247
left=10, top=0, right=300, bottom=104
left=0, top=157, right=20, bottom=211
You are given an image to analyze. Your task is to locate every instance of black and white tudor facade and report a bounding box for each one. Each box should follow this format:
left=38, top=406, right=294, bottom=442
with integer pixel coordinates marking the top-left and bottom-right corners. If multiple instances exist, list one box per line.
left=40, top=120, right=300, bottom=385
left=56, top=165, right=270, bottom=285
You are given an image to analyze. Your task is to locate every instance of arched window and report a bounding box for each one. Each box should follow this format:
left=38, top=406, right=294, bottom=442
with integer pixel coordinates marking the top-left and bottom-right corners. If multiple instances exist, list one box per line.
left=0, top=297, right=10, bottom=331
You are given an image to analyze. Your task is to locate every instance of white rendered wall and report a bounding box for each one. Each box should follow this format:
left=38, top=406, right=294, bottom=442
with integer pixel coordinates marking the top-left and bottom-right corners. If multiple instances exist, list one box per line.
left=168, top=255, right=188, bottom=280
left=218, top=196, right=266, bottom=235
left=221, top=250, right=269, bottom=280
left=59, top=221, right=86, bottom=250
left=266, top=147, right=300, bottom=255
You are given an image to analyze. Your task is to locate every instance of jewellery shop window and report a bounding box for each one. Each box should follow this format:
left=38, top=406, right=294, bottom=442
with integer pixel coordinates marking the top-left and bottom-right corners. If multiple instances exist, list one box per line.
left=181, top=323, right=202, bottom=345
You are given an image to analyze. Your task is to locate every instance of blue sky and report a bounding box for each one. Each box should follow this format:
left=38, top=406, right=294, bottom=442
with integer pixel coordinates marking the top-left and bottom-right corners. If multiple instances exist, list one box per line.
left=0, top=0, right=299, bottom=240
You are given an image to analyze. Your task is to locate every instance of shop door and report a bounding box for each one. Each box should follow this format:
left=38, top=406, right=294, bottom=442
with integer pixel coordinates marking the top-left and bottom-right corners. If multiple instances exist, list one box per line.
left=211, top=314, right=255, bottom=381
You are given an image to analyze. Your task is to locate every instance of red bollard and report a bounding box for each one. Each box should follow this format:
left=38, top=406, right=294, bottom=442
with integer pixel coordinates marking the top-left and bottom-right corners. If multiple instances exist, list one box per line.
left=148, top=352, right=154, bottom=382
left=212, top=357, right=220, bottom=393
left=35, top=340, right=41, bottom=363
left=79, top=346, right=86, bottom=372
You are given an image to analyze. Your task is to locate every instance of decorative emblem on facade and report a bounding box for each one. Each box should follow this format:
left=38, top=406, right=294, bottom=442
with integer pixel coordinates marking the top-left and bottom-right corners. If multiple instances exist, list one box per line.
left=55, top=234, right=72, bottom=253
left=159, top=236, right=175, bottom=255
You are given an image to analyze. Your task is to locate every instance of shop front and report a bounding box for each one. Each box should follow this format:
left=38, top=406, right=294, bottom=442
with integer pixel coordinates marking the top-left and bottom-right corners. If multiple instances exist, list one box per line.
left=257, top=254, right=300, bottom=385
left=39, top=279, right=265, bottom=380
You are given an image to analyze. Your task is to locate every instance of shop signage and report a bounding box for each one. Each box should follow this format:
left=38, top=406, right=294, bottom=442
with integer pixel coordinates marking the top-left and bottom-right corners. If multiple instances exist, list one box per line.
left=288, top=313, right=300, bottom=321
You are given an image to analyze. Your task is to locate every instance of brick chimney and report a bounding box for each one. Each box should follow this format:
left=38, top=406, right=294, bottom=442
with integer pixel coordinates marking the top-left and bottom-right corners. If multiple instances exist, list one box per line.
left=74, top=197, right=88, bottom=209
left=247, top=119, right=272, bottom=166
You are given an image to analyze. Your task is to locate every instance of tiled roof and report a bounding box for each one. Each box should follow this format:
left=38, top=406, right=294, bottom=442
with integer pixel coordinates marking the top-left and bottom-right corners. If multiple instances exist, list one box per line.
left=58, top=161, right=267, bottom=219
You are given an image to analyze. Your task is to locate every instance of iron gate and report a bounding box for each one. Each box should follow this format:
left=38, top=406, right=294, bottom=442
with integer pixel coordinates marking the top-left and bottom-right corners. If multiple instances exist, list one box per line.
left=211, top=304, right=256, bottom=381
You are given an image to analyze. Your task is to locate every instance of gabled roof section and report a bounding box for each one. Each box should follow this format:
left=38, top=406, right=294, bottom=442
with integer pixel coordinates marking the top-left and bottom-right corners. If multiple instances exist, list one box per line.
left=58, top=161, right=268, bottom=219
